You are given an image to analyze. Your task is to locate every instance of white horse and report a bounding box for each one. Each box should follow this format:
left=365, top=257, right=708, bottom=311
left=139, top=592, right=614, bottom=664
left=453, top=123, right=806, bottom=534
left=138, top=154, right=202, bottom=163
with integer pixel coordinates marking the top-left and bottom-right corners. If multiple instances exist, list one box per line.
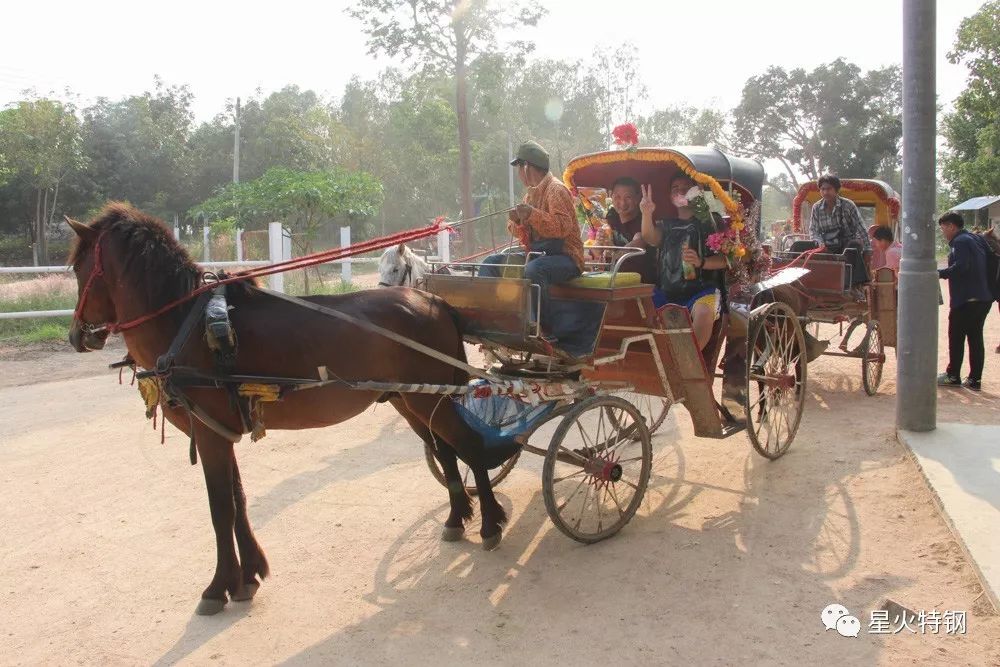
left=377, top=243, right=433, bottom=287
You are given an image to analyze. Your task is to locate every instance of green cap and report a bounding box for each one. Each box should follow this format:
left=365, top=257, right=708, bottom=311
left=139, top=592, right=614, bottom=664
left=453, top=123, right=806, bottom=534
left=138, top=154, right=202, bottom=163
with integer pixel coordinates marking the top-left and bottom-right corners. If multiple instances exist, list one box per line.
left=510, top=140, right=550, bottom=172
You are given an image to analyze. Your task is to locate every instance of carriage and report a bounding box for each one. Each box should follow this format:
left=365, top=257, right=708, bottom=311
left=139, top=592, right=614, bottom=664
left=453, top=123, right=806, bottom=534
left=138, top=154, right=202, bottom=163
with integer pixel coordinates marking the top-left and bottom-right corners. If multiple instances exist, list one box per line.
left=65, top=155, right=810, bottom=614
left=420, top=146, right=809, bottom=543
left=769, top=179, right=900, bottom=396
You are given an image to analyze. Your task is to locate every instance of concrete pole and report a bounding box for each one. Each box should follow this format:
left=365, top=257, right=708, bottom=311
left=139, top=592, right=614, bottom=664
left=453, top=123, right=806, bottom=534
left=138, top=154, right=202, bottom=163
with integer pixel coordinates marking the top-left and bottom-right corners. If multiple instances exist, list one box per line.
left=438, top=229, right=451, bottom=264
left=897, top=0, right=937, bottom=432
left=235, top=228, right=243, bottom=262
left=340, top=226, right=352, bottom=284
left=268, top=221, right=284, bottom=293
left=233, top=97, right=241, bottom=184
left=203, top=225, right=210, bottom=263
left=507, top=130, right=516, bottom=207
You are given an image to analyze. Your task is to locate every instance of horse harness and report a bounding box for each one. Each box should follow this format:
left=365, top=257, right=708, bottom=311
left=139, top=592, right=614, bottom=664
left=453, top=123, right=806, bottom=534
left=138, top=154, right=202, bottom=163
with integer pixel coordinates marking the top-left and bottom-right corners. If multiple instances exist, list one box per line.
left=78, top=234, right=494, bottom=464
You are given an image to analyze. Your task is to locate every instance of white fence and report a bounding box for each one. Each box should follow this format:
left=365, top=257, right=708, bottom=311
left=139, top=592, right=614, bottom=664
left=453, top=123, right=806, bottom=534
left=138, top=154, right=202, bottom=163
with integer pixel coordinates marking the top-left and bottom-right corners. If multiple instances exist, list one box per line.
left=0, top=222, right=419, bottom=321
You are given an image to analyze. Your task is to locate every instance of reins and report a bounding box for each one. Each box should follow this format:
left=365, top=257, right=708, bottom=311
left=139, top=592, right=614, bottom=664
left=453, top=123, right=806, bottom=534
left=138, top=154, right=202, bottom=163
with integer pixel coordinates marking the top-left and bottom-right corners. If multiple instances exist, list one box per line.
left=75, top=208, right=512, bottom=334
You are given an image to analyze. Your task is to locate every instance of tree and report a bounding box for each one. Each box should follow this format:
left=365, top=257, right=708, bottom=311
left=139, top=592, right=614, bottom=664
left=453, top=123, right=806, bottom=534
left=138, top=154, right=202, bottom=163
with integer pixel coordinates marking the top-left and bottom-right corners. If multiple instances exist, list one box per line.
left=942, top=1, right=1000, bottom=200
left=637, top=105, right=728, bottom=148
left=590, top=45, right=647, bottom=143
left=190, top=167, right=383, bottom=292
left=0, top=97, right=86, bottom=264
left=347, top=0, right=546, bottom=250
left=732, top=59, right=902, bottom=186
left=81, top=79, right=195, bottom=220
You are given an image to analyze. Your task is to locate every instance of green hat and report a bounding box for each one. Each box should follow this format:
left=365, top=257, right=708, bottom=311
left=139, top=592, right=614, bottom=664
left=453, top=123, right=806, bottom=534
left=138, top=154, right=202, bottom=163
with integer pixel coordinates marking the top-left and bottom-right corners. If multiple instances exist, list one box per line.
left=511, top=140, right=550, bottom=172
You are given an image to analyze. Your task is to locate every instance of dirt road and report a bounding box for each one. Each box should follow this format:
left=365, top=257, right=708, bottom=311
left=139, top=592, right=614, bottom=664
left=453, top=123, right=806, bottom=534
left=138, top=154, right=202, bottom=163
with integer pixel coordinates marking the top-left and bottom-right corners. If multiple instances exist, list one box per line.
left=1, top=307, right=999, bottom=665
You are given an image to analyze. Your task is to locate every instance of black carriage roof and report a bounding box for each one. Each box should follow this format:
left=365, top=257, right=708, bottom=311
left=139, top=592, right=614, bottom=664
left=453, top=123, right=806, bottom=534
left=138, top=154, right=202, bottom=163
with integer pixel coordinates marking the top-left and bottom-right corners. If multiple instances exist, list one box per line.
left=563, top=146, right=766, bottom=205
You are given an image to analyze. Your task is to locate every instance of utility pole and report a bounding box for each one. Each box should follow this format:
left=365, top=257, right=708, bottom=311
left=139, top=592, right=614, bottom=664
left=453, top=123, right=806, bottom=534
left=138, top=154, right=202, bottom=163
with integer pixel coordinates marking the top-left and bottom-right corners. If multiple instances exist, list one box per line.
left=507, top=129, right=516, bottom=206
left=233, top=97, right=241, bottom=184
left=897, top=0, right=937, bottom=432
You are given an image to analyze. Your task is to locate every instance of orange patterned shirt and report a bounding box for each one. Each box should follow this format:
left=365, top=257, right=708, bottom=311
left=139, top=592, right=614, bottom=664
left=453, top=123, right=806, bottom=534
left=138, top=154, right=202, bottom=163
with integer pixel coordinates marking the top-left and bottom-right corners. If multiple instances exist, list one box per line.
left=507, top=173, right=585, bottom=271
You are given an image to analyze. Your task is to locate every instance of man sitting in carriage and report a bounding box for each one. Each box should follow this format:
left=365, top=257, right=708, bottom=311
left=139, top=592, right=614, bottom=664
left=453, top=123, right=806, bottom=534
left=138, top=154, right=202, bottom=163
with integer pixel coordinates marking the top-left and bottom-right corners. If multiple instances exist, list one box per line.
left=479, top=140, right=585, bottom=340
left=640, top=173, right=729, bottom=351
left=809, top=174, right=872, bottom=298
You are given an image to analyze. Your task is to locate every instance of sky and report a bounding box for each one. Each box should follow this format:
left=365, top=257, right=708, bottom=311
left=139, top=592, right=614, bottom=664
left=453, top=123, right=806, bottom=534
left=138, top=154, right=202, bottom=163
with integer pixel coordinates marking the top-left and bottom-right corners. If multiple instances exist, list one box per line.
left=0, top=0, right=986, bottom=124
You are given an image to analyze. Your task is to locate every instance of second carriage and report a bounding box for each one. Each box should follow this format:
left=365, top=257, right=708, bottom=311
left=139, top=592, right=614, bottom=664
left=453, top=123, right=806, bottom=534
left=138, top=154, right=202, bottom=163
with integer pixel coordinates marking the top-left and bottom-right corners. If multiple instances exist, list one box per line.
left=420, top=146, right=809, bottom=544
left=770, top=179, right=900, bottom=396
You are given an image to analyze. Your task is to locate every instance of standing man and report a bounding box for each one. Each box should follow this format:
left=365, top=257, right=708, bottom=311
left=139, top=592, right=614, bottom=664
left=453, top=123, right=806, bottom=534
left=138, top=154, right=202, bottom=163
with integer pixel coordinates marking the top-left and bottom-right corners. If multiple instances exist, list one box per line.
left=937, top=212, right=992, bottom=391
left=809, top=175, right=872, bottom=298
left=479, top=140, right=584, bottom=339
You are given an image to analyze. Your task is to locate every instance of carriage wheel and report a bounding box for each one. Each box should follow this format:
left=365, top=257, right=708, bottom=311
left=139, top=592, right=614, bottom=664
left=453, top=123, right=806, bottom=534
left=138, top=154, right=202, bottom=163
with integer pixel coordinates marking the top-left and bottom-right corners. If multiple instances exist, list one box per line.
left=608, top=391, right=671, bottom=437
left=861, top=323, right=884, bottom=396
left=542, top=395, right=652, bottom=543
left=746, top=301, right=807, bottom=460
left=424, top=445, right=520, bottom=496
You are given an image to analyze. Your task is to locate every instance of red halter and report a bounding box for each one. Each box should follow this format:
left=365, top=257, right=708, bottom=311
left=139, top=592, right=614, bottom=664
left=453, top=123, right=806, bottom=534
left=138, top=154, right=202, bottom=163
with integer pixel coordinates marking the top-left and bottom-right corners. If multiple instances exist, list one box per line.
left=73, top=231, right=113, bottom=330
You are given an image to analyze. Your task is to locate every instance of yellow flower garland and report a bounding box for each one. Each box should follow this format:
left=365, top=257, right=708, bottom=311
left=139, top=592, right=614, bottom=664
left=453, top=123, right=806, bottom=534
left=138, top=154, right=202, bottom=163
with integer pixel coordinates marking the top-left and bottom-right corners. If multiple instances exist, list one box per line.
left=563, top=148, right=745, bottom=227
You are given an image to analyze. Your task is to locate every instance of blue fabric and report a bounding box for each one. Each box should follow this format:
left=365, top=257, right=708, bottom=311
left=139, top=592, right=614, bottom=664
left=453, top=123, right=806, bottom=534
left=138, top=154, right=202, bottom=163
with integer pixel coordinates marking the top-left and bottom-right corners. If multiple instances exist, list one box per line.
left=653, top=286, right=718, bottom=312
left=939, top=230, right=992, bottom=307
left=452, top=382, right=557, bottom=469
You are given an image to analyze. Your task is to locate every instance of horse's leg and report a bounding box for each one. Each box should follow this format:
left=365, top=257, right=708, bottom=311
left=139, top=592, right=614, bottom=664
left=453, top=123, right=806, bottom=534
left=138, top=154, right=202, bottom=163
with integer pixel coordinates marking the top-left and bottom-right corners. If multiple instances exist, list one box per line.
left=231, top=456, right=269, bottom=601
left=401, top=394, right=508, bottom=549
left=390, top=398, right=473, bottom=541
left=193, top=426, right=242, bottom=615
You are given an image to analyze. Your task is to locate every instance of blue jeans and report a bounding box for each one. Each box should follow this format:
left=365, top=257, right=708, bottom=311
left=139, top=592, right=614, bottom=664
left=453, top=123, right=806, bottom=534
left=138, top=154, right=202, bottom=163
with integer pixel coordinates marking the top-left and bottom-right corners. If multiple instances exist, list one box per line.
left=479, top=253, right=581, bottom=336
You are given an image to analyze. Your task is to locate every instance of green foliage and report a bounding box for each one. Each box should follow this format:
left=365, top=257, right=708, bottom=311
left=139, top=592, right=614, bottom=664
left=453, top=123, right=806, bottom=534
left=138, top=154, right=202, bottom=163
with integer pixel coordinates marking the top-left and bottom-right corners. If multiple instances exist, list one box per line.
left=942, top=1, right=1000, bottom=199
left=81, top=78, right=195, bottom=216
left=637, top=106, right=728, bottom=148
left=191, top=167, right=383, bottom=240
left=733, top=58, right=902, bottom=184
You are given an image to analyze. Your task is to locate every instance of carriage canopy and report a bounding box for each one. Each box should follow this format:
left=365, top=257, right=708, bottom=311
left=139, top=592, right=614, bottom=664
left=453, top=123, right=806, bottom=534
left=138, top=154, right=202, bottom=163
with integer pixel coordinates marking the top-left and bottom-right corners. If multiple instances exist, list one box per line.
left=563, top=146, right=766, bottom=229
left=791, top=178, right=901, bottom=231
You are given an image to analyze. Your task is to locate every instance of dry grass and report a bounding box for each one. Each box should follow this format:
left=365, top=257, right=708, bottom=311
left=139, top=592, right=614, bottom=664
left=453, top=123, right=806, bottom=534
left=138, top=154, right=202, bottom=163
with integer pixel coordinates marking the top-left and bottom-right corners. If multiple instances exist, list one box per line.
left=0, top=274, right=77, bottom=304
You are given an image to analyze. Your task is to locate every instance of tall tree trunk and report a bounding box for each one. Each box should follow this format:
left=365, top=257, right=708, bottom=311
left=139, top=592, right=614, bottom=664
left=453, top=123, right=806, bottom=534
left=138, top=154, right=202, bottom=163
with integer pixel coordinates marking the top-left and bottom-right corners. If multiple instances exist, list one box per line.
left=454, top=32, right=475, bottom=254
left=32, top=188, right=41, bottom=266
left=777, top=158, right=801, bottom=189
left=40, top=188, right=49, bottom=264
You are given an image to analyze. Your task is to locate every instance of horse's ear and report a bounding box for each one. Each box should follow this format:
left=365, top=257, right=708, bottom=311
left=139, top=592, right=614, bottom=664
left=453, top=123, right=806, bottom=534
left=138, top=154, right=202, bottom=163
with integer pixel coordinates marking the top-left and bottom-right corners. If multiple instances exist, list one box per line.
left=66, top=216, right=95, bottom=239
left=397, top=243, right=407, bottom=255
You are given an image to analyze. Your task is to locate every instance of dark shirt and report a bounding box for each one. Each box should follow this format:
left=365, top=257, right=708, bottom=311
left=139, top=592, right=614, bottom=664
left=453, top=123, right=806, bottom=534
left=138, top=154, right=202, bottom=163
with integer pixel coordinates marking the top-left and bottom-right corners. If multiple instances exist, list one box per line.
left=607, top=208, right=657, bottom=283
left=939, top=229, right=992, bottom=308
left=655, top=217, right=722, bottom=301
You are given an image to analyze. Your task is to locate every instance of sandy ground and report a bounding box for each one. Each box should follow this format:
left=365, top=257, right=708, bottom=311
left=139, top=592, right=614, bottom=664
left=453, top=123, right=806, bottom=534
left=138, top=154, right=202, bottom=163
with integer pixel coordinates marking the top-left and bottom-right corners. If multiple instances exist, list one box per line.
left=1, top=300, right=1000, bottom=666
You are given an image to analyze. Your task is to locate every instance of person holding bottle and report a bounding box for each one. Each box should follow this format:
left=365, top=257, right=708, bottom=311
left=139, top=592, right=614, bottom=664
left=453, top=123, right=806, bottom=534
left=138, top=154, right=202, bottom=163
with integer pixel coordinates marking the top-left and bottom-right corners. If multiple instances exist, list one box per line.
left=639, top=173, right=727, bottom=351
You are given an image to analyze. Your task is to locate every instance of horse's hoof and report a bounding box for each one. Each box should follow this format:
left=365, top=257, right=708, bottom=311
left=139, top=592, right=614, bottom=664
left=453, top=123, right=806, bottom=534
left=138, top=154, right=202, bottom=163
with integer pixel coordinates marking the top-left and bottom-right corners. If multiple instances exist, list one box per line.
left=441, top=525, right=465, bottom=542
left=482, top=531, right=502, bottom=551
left=232, top=581, right=259, bottom=602
left=195, top=597, right=227, bottom=616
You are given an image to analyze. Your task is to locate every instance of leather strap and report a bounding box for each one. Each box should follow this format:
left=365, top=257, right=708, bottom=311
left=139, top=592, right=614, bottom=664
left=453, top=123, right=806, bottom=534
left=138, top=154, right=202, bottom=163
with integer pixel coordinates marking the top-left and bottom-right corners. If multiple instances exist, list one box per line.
left=253, top=287, right=487, bottom=381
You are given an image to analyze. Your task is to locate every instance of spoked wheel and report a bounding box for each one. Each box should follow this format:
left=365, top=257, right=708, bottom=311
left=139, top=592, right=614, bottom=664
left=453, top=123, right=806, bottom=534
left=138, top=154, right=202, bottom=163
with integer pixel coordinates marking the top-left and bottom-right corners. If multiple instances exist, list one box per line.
left=542, top=395, right=652, bottom=543
left=424, top=444, right=520, bottom=496
left=746, top=301, right=807, bottom=460
left=608, top=391, right=671, bottom=437
left=861, top=323, right=884, bottom=396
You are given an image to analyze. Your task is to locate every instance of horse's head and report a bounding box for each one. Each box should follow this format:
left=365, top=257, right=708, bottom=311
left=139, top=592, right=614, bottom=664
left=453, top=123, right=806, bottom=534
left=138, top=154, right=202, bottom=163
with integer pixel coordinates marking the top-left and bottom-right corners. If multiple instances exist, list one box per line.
left=378, top=243, right=421, bottom=287
left=66, top=216, right=115, bottom=352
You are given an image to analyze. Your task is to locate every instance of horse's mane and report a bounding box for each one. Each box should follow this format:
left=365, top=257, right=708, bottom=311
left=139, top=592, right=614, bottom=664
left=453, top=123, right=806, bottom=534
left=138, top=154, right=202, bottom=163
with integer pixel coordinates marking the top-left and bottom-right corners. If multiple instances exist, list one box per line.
left=70, top=202, right=256, bottom=321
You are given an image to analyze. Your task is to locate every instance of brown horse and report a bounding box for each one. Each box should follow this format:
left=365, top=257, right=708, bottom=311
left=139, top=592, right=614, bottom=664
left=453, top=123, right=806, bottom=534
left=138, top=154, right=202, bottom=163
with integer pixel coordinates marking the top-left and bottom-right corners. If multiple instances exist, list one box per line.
left=66, top=202, right=510, bottom=615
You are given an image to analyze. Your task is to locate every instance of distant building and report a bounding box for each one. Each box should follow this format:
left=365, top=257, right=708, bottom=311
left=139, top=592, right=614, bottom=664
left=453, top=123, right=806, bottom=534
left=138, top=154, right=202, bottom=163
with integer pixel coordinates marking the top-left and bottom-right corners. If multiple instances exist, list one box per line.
left=950, top=196, right=1000, bottom=229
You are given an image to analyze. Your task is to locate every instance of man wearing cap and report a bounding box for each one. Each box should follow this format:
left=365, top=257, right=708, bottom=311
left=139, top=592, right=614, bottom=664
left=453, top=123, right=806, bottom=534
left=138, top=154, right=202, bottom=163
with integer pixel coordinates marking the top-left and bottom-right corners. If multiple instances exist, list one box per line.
left=479, top=140, right=585, bottom=339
